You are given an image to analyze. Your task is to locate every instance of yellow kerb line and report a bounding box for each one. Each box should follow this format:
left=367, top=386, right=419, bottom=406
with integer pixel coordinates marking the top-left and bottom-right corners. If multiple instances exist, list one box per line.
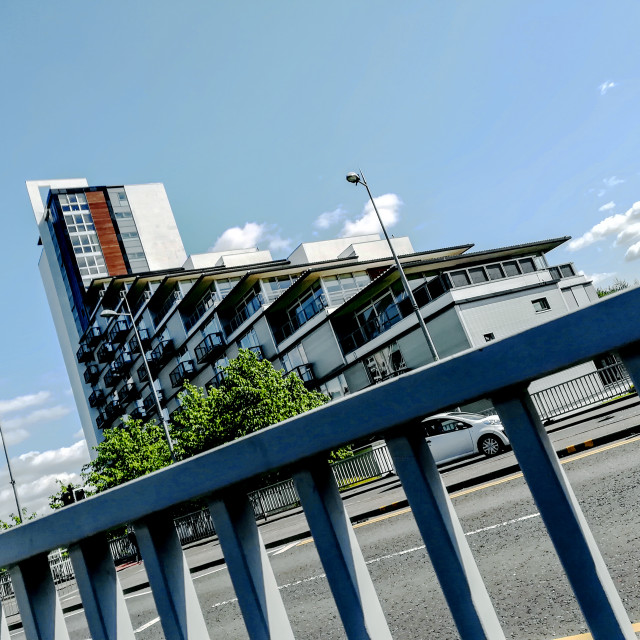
left=553, top=621, right=640, bottom=639
left=292, top=434, right=640, bottom=548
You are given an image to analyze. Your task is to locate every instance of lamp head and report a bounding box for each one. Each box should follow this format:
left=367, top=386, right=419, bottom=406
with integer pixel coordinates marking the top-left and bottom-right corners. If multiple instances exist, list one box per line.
left=100, top=310, right=120, bottom=318
left=346, top=172, right=361, bottom=185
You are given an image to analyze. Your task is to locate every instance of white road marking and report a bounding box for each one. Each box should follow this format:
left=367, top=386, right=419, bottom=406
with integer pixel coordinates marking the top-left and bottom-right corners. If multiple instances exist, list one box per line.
left=271, top=541, right=300, bottom=556
left=194, top=566, right=227, bottom=580
left=135, top=616, right=160, bottom=632
left=465, top=512, right=540, bottom=536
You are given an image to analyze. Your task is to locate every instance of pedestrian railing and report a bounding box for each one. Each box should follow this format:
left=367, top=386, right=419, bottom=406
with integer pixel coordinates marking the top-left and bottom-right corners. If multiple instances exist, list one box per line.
left=530, top=360, right=635, bottom=420
left=1, top=288, right=640, bottom=639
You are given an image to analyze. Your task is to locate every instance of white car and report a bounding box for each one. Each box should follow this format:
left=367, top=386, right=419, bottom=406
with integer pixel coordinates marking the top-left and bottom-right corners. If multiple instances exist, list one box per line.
left=421, top=412, right=509, bottom=465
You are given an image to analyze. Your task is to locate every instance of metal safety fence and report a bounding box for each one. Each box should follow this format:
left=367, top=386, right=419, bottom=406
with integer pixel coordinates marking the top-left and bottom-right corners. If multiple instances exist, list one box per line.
left=530, top=360, right=634, bottom=420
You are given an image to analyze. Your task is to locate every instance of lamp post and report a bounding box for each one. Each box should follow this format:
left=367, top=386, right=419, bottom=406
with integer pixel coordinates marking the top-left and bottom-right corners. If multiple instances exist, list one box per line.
left=101, top=292, right=178, bottom=463
left=346, top=170, right=439, bottom=361
left=0, top=418, right=23, bottom=523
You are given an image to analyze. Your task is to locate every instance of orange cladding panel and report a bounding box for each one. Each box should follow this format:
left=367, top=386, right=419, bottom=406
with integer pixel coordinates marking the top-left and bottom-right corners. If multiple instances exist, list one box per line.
left=86, top=191, right=127, bottom=275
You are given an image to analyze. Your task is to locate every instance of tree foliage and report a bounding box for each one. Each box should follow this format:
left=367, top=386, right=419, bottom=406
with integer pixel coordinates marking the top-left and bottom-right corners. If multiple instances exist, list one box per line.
left=49, top=480, right=83, bottom=510
left=0, top=508, right=38, bottom=529
left=81, top=349, right=331, bottom=494
left=597, top=278, right=630, bottom=298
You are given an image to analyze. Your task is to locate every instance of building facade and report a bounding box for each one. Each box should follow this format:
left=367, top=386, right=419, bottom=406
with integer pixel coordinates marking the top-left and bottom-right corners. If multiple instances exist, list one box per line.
left=28, top=180, right=600, bottom=453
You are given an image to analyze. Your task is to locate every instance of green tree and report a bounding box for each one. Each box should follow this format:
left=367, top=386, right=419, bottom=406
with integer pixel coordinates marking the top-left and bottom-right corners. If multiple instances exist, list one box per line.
left=597, top=278, right=629, bottom=298
left=82, top=418, right=172, bottom=493
left=48, top=480, right=83, bottom=510
left=172, top=349, right=329, bottom=458
left=0, top=508, right=38, bottom=529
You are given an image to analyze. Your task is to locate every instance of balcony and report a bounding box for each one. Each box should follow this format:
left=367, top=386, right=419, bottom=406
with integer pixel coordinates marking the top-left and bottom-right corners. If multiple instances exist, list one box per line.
left=114, top=352, right=133, bottom=374
left=85, top=326, right=102, bottom=346
left=88, top=389, right=105, bottom=408
left=128, top=328, right=152, bottom=354
left=104, top=364, right=124, bottom=388
left=246, top=345, right=264, bottom=361
left=84, top=364, right=100, bottom=385
left=340, top=305, right=405, bottom=354
left=137, top=364, right=149, bottom=384
left=143, top=390, right=165, bottom=413
left=104, top=399, right=122, bottom=421
left=107, top=319, right=131, bottom=344
left=149, top=340, right=174, bottom=373
left=76, top=343, right=93, bottom=364
left=97, top=342, right=115, bottom=363
left=274, top=294, right=327, bottom=343
left=170, top=360, right=196, bottom=388
left=130, top=405, right=147, bottom=420
left=287, top=363, right=315, bottom=388
left=229, top=293, right=264, bottom=333
left=118, top=382, right=137, bottom=406
left=95, top=411, right=107, bottom=429
left=195, top=333, right=225, bottom=364
left=211, top=369, right=228, bottom=388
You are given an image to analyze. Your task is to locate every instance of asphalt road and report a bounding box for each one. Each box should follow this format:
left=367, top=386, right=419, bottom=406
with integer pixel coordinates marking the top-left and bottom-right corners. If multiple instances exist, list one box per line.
left=26, top=429, right=640, bottom=640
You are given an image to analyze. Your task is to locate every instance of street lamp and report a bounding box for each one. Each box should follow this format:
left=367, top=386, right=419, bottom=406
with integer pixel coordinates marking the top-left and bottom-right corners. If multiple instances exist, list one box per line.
left=101, top=292, right=178, bottom=463
left=0, top=418, right=23, bottom=523
left=346, top=171, right=439, bottom=361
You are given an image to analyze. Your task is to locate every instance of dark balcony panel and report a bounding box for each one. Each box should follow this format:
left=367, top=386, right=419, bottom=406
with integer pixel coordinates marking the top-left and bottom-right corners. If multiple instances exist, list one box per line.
left=95, top=412, right=106, bottom=429
left=150, top=340, right=175, bottom=368
left=97, top=343, right=115, bottom=363
left=143, top=390, right=165, bottom=413
left=137, top=364, right=149, bottom=384
left=86, top=326, right=102, bottom=347
left=195, top=333, right=225, bottom=364
left=84, top=365, right=100, bottom=384
left=170, top=360, right=196, bottom=388
left=105, top=400, right=122, bottom=420
left=76, top=343, right=94, bottom=363
left=128, top=328, right=152, bottom=354
left=88, top=389, right=105, bottom=408
left=118, top=382, right=137, bottom=405
left=130, top=406, right=147, bottom=420
left=114, top=352, right=133, bottom=373
left=247, top=345, right=264, bottom=361
left=108, top=319, right=131, bottom=344
left=104, top=365, right=124, bottom=388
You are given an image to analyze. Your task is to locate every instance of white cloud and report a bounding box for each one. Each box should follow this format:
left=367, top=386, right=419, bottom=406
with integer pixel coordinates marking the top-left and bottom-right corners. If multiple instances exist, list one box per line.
left=339, top=194, right=403, bottom=238
left=0, top=391, right=51, bottom=415
left=578, top=270, right=616, bottom=285
left=1, top=405, right=71, bottom=433
left=211, top=222, right=292, bottom=254
left=314, top=206, right=347, bottom=230
left=599, top=81, right=617, bottom=95
left=599, top=201, right=615, bottom=212
left=0, top=440, right=90, bottom=521
left=603, top=176, right=624, bottom=188
left=568, top=201, right=640, bottom=260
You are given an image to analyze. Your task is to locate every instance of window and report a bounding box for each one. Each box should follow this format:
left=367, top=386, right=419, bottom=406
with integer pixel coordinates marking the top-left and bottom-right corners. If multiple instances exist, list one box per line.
left=532, top=298, right=550, bottom=312
left=281, top=343, right=307, bottom=373
left=450, top=271, right=471, bottom=287
left=503, top=261, right=521, bottom=277
left=323, top=272, right=370, bottom=305
left=238, top=328, right=260, bottom=349
left=468, top=267, right=488, bottom=284
left=262, top=275, right=296, bottom=302
left=364, top=342, right=406, bottom=384
left=319, top=374, right=349, bottom=400
left=486, top=264, right=505, bottom=280
left=519, top=258, right=536, bottom=274
left=595, top=354, right=626, bottom=386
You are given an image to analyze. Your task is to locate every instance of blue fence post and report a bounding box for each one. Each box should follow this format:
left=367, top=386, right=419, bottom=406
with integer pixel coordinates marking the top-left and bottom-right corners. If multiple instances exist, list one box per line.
left=68, top=533, right=136, bottom=640
left=293, top=459, right=392, bottom=640
left=208, top=492, right=295, bottom=639
left=493, top=389, right=635, bottom=640
left=9, top=553, right=70, bottom=640
left=386, top=432, right=505, bottom=639
left=135, top=512, right=210, bottom=639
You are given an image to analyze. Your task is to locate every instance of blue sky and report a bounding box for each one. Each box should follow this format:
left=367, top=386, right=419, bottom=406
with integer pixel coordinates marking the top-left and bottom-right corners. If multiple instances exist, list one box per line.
left=1, top=1, right=640, bottom=518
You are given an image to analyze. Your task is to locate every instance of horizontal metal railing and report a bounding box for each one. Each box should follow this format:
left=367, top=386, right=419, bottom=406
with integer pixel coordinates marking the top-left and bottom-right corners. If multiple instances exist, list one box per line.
left=530, top=361, right=634, bottom=420
left=1, top=288, right=640, bottom=639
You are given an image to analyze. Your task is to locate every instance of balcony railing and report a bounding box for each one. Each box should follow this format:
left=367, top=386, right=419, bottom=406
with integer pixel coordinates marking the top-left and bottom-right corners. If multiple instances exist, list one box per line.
left=229, top=293, right=264, bottom=333
left=129, top=405, right=147, bottom=421
left=128, top=328, right=151, bottom=354
left=194, top=332, right=225, bottom=364
left=107, top=319, right=131, bottom=344
left=83, top=364, right=100, bottom=385
left=137, top=364, right=149, bottom=384
left=286, top=363, right=315, bottom=387
left=104, top=363, right=125, bottom=388
left=274, top=293, right=327, bottom=343
left=113, top=352, right=132, bottom=373
left=3, top=289, right=640, bottom=640
left=95, top=411, right=106, bottom=429
left=85, top=326, right=102, bottom=346
left=149, top=339, right=174, bottom=373
left=169, top=360, right=196, bottom=388
left=88, top=389, right=105, bottom=408
left=104, top=399, right=122, bottom=421
left=340, top=304, right=405, bottom=353
left=96, top=342, right=114, bottom=363
left=75, top=343, right=93, bottom=363
left=118, top=382, right=137, bottom=406
left=143, top=390, right=165, bottom=413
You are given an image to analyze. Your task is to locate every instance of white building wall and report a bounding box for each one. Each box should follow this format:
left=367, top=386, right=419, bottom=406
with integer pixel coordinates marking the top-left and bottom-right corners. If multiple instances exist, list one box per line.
left=125, top=184, right=187, bottom=271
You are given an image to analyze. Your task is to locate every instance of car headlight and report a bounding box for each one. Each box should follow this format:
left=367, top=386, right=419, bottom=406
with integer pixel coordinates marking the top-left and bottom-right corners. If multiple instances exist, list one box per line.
left=482, top=417, right=502, bottom=426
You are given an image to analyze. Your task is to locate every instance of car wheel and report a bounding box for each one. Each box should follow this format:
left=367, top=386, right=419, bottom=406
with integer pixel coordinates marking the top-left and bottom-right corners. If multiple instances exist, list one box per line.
left=479, top=434, right=503, bottom=458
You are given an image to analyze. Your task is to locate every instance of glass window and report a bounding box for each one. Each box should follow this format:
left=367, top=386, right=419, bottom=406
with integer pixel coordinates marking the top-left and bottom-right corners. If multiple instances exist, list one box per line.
left=485, top=264, right=505, bottom=280
left=560, top=264, right=575, bottom=278
left=468, top=267, right=488, bottom=284
left=532, top=298, right=550, bottom=312
left=364, top=342, right=406, bottom=384
left=319, top=374, right=349, bottom=400
left=450, top=270, right=471, bottom=287
left=519, top=258, right=536, bottom=273
left=503, top=261, right=521, bottom=277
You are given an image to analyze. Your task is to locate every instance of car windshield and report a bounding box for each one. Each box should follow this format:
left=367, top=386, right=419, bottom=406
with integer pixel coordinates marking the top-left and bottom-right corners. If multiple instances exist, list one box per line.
left=446, top=412, right=485, bottom=420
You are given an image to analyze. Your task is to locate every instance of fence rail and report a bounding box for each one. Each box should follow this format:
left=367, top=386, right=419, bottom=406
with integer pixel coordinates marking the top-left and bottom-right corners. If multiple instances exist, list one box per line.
left=1, top=288, right=640, bottom=639
left=530, top=361, right=635, bottom=420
